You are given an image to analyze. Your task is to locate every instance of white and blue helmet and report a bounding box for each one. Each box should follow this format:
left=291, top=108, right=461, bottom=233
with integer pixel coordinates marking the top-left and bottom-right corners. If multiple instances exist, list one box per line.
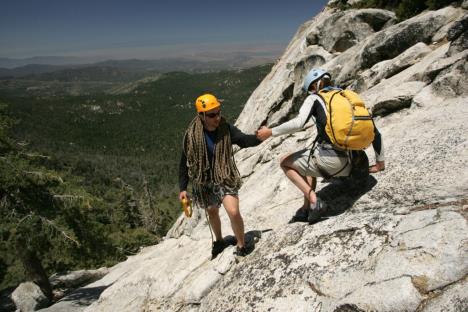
left=302, top=68, right=331, bottom=92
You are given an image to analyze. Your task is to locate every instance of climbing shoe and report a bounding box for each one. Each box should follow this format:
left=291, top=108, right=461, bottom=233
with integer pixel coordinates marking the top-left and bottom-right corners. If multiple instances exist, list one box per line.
left=308, top=198, right=324, bottom=224
left=289, top=207, right=308, bottom=223
left=211, top=240, right=227, bottom=260
left=233, top=245, right=253, bottom=257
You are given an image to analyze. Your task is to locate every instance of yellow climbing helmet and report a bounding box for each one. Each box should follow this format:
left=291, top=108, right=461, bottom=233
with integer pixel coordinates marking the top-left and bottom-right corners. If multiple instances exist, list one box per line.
left=195, top=93, right=220, bottom=113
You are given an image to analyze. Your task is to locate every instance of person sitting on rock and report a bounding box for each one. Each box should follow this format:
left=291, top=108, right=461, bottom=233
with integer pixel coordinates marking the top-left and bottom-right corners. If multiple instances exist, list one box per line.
left=179, top=93, right=263, bottom=258
left=256, top=68, right=385, bottom=223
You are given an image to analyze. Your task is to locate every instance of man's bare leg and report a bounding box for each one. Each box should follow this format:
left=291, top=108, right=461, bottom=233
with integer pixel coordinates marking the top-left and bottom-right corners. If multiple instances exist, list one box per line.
left=222, top=195, right=245, bottom=248
left=206, top=206, right=223, bottom=242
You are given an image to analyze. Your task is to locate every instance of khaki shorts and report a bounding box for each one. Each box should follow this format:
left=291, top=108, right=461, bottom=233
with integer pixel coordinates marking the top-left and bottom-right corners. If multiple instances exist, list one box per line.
left=288, top=145, right=351, bottom=178
left=198, top=183, right=239, bottom=209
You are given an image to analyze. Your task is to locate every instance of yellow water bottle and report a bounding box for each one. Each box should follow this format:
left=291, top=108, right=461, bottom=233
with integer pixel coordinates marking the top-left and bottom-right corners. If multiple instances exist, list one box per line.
left=181, top=198, right=192, bottom=218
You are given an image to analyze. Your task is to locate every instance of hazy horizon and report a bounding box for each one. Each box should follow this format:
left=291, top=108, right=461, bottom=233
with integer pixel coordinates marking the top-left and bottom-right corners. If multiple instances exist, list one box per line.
left=0, top=0, right=328, bottom=60
left=0, top=41, right=286, bottom=62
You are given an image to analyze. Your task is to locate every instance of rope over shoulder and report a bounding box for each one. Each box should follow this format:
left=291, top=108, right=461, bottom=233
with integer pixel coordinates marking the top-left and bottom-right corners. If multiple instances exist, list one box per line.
left=183, top=115, right=241, bottom=208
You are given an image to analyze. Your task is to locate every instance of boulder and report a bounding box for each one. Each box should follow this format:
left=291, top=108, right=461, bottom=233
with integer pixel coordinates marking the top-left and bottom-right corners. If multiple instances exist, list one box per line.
left=365, top=81, right=427, bottom=116
left=351, top=42, right=433, bottom=92
left=447, top=14, right=468, bottom=56
left=359, top=42, right=462, bottom=109
left=432, top=9, right=466, bottom=43
left=327, top=7, right=463, bottom=86
left=12, top=282, right=49, bottom=312
left=360, top=7, right=461, bottom=69
left=448, top=28, right=468, bottom=56
left=447, top=14, right=468, bottom=41
left=430, top=57, right=468, bottom=97
left=307, top=9, right=395, bottom=52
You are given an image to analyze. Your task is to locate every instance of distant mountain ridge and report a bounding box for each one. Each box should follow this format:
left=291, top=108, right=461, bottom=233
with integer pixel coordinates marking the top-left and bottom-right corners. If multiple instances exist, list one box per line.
left=0, top=51, right=279, bottom=79
left=0, top=64, right=67, bottom=78
left=0, top=55, right=277, bottom=96
left=0, top=56, right=95, bottom=68
left=4, top=65, right=148, bottom=83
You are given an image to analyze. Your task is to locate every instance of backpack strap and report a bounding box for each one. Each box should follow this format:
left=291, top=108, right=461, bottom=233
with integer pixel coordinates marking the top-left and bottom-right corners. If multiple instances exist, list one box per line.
left=307, top=134, right=320, bottom=169
left=317, top=89, right=342, bottom=149
left=321, top=86, right=342, bottom=92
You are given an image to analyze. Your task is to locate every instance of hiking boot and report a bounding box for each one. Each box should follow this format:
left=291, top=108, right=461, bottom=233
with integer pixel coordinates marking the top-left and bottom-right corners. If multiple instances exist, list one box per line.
left=233, top=244, right=253, bottom=257
left=211, top=240, right=227, bottom=259
left=308, top=198, right=324, bottom=224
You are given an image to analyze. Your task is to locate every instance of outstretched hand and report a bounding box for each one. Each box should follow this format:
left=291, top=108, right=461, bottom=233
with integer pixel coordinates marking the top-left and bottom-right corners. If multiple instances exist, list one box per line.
left=179, top=191, right=188, bottom=202
left=256, top=126, right=272, bottom=141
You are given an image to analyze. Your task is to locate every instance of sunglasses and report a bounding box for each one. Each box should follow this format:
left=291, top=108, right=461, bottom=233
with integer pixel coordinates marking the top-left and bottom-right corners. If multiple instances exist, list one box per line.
left=205, top=111, right=221, bottom=118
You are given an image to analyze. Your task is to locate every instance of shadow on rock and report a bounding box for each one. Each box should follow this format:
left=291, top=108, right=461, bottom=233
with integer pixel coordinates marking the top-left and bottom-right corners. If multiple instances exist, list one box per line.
left=222, top=229, right=272, bottom=257
left=245, top=229, right=272, bottom=246
left=318, top=175, right=378, bottom=217
left=222, top=235, right=237, bottom=247
left=224, top=229, right=272, bottom=248
left=289, top=176, right=377, bottom=224
left=60, top=284, right=112, bottom=306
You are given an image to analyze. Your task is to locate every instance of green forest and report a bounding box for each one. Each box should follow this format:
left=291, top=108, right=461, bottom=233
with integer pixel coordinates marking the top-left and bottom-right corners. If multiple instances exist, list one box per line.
left=0, top=63, right=272, bottom=295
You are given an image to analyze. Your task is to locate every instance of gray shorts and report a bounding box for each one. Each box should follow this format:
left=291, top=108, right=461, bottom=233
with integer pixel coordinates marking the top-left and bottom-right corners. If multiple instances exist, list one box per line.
left=198, top=183, right=239, bottom=209
left=287, top=145, right=352, bottom=178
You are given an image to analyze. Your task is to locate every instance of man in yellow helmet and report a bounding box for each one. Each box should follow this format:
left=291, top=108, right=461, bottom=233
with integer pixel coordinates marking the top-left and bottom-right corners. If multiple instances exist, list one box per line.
left=179, top=93, right=263, bottom=259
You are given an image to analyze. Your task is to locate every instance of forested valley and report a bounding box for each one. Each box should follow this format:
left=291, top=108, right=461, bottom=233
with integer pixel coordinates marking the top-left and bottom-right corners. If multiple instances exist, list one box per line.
left=0, top=63, right=272, bottom=296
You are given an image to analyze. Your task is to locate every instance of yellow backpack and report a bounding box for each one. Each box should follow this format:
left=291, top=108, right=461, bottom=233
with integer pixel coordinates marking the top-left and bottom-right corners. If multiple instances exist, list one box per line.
left=318, top=89, right=374, bottom=150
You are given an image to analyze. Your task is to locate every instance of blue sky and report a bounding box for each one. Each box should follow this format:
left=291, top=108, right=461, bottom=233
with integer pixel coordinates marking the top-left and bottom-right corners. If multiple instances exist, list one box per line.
left=0, top=0, right=328, bottom=59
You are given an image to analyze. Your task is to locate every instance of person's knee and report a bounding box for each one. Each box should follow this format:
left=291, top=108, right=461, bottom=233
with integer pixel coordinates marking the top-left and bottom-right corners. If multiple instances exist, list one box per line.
left=223, top=197, right=241, bottom=219
left=227, top=208, right=241, bottom=220
left=280, top=154, right=293, bottom=168
left=206, top=206, right=219, bottom=217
